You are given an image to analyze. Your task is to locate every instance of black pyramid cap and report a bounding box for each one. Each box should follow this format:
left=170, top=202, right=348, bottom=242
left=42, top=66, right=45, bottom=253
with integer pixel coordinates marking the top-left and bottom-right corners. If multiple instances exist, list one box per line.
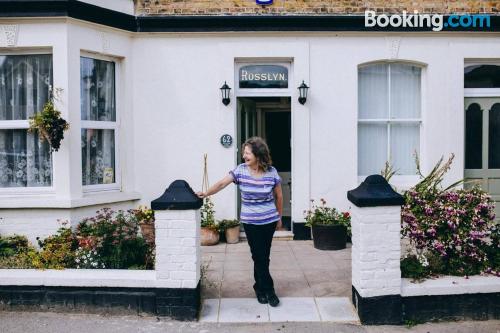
left=151, top=180, right=203, bottom=210
left=347, top=175, right=404, bottom=207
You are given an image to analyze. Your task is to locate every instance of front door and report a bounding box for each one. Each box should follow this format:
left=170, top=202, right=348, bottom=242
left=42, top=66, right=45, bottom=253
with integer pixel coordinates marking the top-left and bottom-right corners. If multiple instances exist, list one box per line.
left=237, top=97, right=292, bottom=231
left=464, top=97, right=500, bottom=220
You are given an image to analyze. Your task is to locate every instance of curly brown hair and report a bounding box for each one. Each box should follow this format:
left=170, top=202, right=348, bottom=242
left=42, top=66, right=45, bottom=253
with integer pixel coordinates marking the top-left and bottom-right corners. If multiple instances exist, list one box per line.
left=242, top=136, right=273, bottom=172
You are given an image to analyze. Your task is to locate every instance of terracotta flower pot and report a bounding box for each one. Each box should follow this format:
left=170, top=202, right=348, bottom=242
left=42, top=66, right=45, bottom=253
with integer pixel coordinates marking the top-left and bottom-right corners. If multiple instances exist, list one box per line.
left=225, top=226, right=240, bottom=244
left=140, top=223, right=155, bottom=244
left=201, top=227, right=219, bottom=246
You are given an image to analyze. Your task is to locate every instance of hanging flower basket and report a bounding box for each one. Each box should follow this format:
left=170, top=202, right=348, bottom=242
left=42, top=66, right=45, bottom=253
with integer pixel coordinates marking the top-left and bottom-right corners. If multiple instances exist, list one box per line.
left=28, top=88, right=69, bottom=152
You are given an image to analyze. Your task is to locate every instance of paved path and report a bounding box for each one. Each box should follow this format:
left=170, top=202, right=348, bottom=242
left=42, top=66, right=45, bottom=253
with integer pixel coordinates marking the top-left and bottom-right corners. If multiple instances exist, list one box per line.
left=201, top=240, right=355, bottom=323
left=200, top=297, right=359, bottom=323
left=201, top=240, right=352, bottom=300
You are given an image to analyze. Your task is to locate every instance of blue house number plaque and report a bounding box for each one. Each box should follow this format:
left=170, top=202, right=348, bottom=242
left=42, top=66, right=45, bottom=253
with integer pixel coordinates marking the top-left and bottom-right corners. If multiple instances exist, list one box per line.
left=256, top=0, right=273, bottom=5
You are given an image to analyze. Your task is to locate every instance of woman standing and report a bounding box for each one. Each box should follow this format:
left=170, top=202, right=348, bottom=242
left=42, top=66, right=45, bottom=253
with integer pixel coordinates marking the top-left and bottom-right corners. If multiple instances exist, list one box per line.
left=197, top=136, right=283, bottom=307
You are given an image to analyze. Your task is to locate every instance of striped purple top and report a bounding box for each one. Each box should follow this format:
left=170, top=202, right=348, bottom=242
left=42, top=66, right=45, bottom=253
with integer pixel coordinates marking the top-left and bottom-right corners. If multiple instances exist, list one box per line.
left=229, top=163, right=281, bottom=225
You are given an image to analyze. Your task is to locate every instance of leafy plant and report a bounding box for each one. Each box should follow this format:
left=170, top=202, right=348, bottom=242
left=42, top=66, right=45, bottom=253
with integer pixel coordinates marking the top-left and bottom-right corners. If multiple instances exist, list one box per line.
left=401, top=153, right=498, bottom=278
left=0, top=235, right=29, bottom=257
left=35, top=227, right=77, bottom=269
left=133, top=205, right=155, bottom=225
left=381, top=160, right=398, bottom=182
left=304, top=199, right=351, bottom=236
left=28, top=87, right=69, bottom=152
left=218, top=219, right=240, bottom=232
left=200, top=197, right=217, bottom=230
left=76, top=208, right=152, bottom=269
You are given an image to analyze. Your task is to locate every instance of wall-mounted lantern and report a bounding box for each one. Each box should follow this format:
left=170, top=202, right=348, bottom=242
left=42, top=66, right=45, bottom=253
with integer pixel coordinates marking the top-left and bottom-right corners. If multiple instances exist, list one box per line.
left=220, top=81, right=231, bottom=106
left=298, top=81, right=309, bottom=105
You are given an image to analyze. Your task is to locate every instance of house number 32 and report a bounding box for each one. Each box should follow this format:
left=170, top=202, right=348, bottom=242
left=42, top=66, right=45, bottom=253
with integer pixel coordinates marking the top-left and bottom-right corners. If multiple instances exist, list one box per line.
left=220, top=134, right=233, bottom=148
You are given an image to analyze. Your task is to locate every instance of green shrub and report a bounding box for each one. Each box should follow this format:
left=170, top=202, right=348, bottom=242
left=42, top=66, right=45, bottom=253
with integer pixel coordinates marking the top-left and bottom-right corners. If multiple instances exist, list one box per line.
left=0, top=235, right=29, bottom=257
left=36, top=227, right=77, bottom=269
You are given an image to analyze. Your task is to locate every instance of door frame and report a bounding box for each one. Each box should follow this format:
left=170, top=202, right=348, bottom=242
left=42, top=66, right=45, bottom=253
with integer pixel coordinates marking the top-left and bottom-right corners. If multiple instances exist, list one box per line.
left=236, top=96, right=293, bottom=234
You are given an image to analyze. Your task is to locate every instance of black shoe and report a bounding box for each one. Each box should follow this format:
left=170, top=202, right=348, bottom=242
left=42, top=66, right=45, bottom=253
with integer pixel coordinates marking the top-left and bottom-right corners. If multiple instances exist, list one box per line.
left=256, top=292, right=268, bottom=304
left=266, top=292, right=280, bottom=307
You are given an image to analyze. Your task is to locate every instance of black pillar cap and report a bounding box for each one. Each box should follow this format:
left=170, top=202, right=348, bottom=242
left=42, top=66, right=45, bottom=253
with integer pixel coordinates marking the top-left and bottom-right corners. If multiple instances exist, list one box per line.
left=347, top=175, right=404, bottom=207
left=151, top=180, right=203, bottom=210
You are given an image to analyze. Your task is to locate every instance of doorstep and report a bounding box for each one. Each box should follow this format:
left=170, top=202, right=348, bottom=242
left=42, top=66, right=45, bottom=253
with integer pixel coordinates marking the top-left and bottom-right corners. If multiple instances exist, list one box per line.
left=199, top=297, right=360, bottom=323
left=240, top=231, right=294, bottom=240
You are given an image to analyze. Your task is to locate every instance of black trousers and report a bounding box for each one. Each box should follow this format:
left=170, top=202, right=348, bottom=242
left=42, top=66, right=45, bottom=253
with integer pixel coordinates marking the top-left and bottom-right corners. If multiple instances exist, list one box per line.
left=243, top=221, right=277, bottom=294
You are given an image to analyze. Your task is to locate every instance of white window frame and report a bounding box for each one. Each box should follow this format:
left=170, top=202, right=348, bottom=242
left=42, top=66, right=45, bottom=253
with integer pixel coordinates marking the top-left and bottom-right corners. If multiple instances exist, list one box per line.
left=80, top=52, right=121, bottom=193
left=0, top=49, right=55, bottom=195
left=465, top=61, right=500, bottom=97
left=357, top=62, right=423, bottom=186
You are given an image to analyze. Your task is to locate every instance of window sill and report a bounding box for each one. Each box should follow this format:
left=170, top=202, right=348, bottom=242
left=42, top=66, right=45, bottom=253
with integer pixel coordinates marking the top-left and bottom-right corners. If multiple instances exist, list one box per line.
left=0, top=191, right=141, bottom=209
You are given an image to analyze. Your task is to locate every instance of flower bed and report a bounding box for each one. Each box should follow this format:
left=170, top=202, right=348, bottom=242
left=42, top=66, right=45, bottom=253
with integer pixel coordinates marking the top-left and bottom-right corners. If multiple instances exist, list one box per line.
left=0, top=208, right=155, bottom=270
left=400, top=155, right=499, bottom=280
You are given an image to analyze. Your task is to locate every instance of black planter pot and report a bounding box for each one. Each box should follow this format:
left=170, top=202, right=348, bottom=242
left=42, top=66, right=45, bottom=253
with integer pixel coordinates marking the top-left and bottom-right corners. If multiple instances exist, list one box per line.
left=311, top=224, right=347, bottom=250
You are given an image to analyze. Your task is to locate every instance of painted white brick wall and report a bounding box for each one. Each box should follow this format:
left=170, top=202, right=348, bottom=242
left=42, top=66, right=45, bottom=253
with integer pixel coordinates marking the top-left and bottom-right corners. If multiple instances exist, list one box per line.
left=154, top=209, right=201, bottom=289
left=351, top=205, right=402, bottom=298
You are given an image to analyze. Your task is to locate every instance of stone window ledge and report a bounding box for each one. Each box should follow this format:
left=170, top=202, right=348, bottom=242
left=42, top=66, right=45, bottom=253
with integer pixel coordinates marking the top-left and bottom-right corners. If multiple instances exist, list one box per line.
left=0, top=191, right=141, bottom=209
left=402, top=276, right=500, bottom=297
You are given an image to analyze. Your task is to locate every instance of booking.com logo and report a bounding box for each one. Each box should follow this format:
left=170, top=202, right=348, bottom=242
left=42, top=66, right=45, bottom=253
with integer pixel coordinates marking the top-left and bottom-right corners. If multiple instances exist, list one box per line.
left=365, top=10, right=491, bottom=31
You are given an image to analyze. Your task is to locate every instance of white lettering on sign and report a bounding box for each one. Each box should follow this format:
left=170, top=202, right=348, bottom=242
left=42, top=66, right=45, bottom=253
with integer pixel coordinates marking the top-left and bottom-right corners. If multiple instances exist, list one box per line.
left=240, top=70, right=286, bottom=82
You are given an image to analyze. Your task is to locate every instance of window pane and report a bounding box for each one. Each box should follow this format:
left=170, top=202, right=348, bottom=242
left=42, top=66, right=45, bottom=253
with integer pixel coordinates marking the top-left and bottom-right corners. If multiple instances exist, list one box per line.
left=390, top=64, right=421, bottom=119
left=465, top=65, right=500, bottom=88
left=358, top=123, right=387, bottom=175
left=80, top=57, right=116, bottom=121
left=358, top=64, right=388, bottom=119
left=489, top=103, right=500, bottom=169
left=465, top=103, right=483, bottom=169
left=0, top=55, right=52, bottom=120
left=81, top=129, right=115, bottom=185
left=0, top=129, right=52, bottom=187
left=390, top=124, right=419, bottom=175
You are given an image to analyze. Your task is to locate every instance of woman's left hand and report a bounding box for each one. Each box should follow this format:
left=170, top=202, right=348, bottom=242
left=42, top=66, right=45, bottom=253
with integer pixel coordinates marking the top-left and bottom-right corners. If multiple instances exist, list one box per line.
left=276, top=219, right=285, bottom=231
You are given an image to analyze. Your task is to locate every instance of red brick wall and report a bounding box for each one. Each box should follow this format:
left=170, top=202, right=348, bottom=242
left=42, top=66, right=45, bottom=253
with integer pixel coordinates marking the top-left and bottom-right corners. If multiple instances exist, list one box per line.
left=134, top=0, right=500, bottom=16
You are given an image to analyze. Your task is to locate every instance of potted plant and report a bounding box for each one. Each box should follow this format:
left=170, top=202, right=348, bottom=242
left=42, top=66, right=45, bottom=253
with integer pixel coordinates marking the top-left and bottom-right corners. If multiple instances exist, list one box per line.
left=200, top=197, right=219, bottom=246
left=28, top=87, right=69, bottom=152
left=219, top=219, right=240, bottom=244
left=304, top=198, right=351, bottom=250
left=133, top=205, right=155, bottom=245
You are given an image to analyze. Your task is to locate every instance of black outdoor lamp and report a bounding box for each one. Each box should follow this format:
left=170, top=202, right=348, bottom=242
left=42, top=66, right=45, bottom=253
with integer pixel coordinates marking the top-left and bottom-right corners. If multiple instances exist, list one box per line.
left=298, top=80, right=309, bottom=105
left=220, top=81, right=231, bottom=106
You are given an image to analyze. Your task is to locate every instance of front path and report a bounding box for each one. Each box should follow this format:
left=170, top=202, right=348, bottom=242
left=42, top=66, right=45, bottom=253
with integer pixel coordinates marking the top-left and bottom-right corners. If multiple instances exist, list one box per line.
left=201, top=240, right=356, bottom=323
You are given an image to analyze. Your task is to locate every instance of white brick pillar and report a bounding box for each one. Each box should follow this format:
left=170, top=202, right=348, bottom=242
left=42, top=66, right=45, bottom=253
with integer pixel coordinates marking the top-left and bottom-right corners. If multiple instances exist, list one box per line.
left=351, top=205, right=401, bottom=297
left=151, top=180, right=203, bottom=289
left=347, top=175, right=404, bottom=325
left=154, top=210, right=201, bottom=288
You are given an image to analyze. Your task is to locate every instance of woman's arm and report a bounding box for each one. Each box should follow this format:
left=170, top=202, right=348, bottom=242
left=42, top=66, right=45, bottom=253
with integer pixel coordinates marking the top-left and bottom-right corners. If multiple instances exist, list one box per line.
left=274, top=184, right=284, bottom=229
left=197, top=174, right=234, bottom=198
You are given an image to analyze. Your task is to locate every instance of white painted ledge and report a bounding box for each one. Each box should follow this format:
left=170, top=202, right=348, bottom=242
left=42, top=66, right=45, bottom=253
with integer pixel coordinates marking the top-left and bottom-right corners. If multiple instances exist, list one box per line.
left=0, top=191, right=141, bottom=209
left=0, top=269, right=157, bottom=288
left=402, top=276, right=500, bottom=297
left=0, top=269, right=198, bottom=289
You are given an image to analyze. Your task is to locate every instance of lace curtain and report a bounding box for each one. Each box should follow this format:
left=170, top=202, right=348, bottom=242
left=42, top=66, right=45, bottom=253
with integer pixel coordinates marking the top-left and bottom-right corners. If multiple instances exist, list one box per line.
left=358, top=63, right=421, bottom=176
left=0, top=55, right=52, bottom=187
left=80, top=57, right=116, bottom=185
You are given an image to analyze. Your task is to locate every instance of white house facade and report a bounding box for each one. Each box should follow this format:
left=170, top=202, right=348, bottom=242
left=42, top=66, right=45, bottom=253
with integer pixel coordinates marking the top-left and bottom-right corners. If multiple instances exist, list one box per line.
left=1, top=0, right=500, bottom=244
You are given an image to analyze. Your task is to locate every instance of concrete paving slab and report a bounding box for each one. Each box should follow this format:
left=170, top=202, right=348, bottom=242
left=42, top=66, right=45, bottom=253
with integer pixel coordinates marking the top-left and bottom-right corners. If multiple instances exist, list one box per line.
left=199, top=298, right=219, bottom=322
left=218, top=298, right=269, bottom=323
left=315, top=297, right=359, bottom=322
left=268, top=297, right=320, bottom=322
